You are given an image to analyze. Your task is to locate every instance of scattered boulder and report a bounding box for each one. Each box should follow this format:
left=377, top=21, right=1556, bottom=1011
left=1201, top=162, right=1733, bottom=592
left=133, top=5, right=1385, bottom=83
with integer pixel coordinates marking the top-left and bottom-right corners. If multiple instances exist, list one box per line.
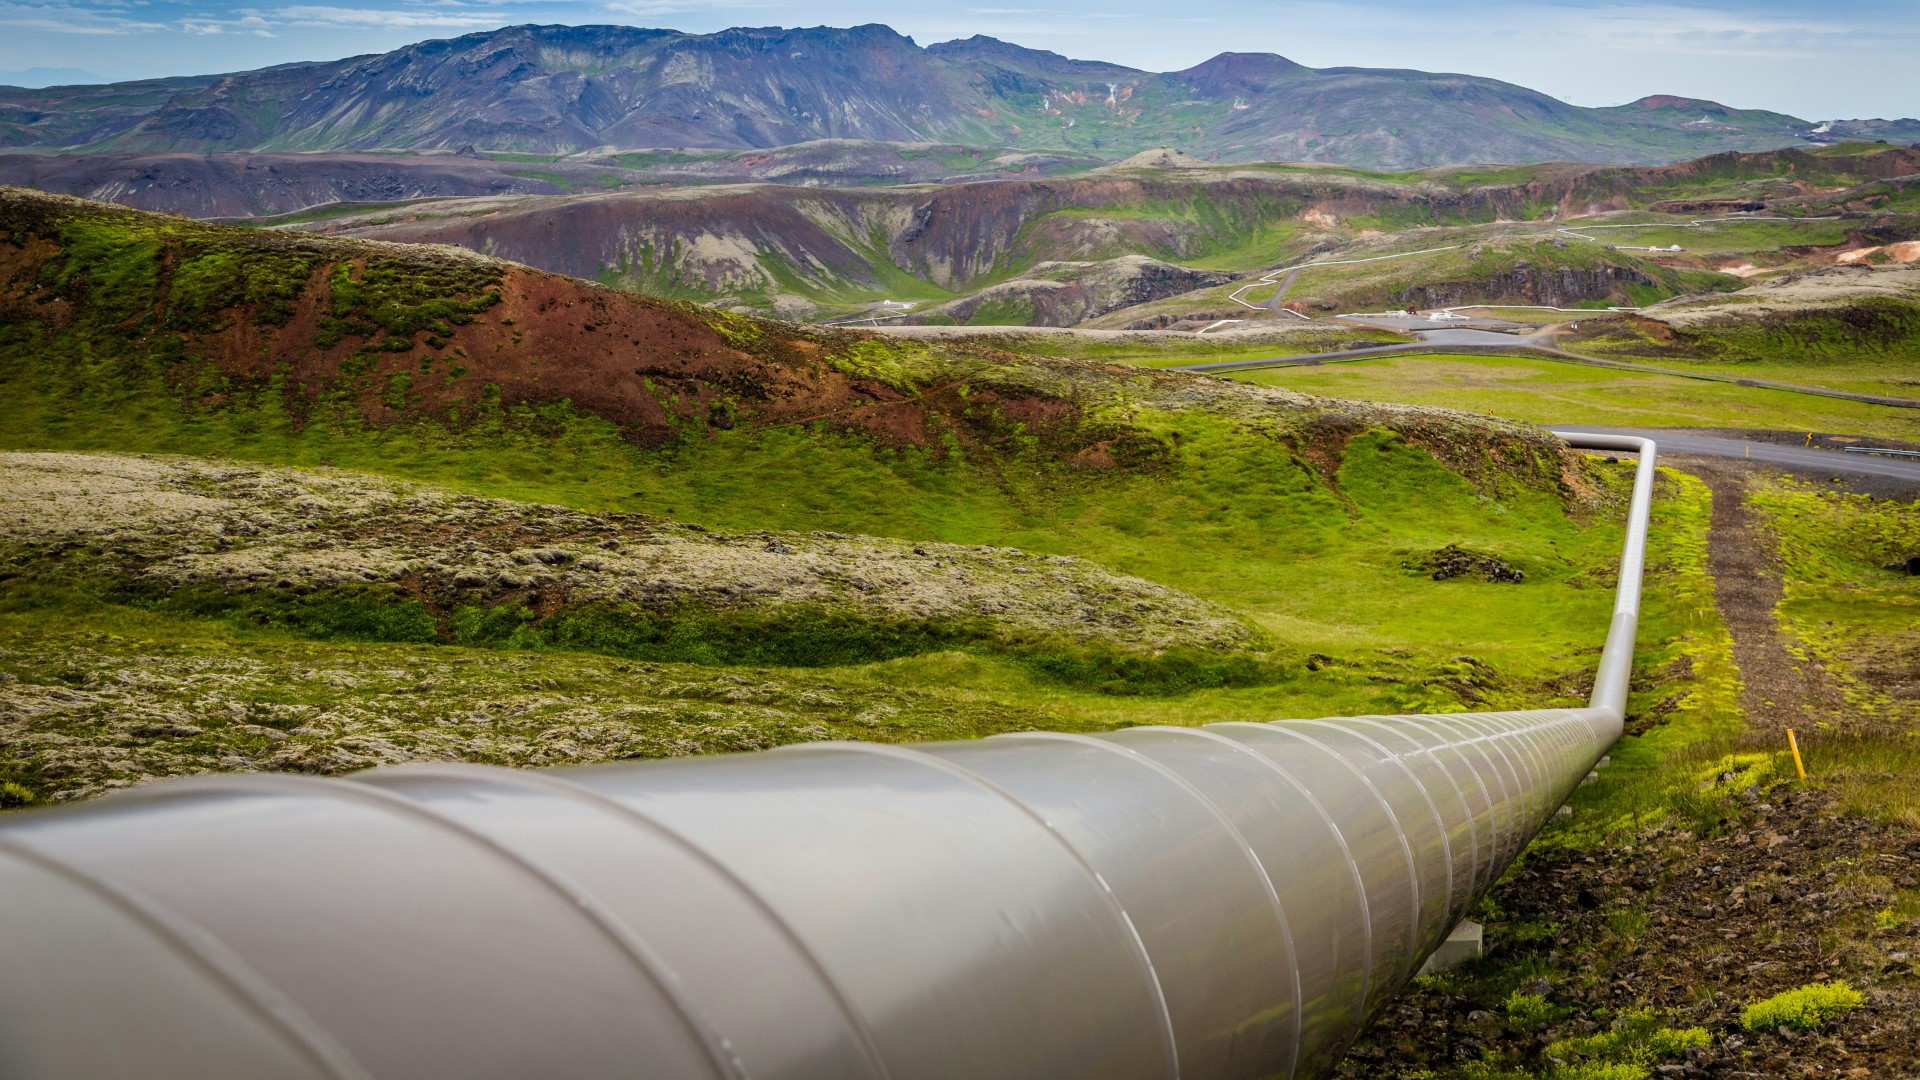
left=1405, top=544, right=1524, bottom=583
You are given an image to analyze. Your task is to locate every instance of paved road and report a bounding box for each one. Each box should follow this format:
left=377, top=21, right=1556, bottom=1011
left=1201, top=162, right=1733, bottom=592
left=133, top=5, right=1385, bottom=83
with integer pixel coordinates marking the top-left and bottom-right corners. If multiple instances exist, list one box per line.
left=1548, top=426, right=1920, bottom=484
left=1179, top=327, right=1547, bottom=370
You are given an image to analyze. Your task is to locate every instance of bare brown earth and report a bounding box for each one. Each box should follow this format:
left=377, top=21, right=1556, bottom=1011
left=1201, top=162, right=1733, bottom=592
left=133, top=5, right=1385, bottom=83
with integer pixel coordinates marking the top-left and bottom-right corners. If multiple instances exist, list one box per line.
left=296, top=148, right=1920, bottom=310
left=1342, top=789, right=1920, bottom=1078
left=1687, top=459, right=1854, bottom=737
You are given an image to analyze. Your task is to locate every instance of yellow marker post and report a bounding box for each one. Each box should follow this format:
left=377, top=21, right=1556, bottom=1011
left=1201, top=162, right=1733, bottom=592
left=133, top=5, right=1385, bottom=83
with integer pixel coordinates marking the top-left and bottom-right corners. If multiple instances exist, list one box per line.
left=1745, top=444, right=1751, bottom=458
left=1787, top=728, right=1807, bottom=780
left=1805, top=432, right=1815, bottom=447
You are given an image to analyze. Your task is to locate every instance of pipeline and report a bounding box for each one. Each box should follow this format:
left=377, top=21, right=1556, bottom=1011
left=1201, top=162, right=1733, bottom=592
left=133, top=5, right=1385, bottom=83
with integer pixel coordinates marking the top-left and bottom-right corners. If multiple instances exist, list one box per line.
left=0, top=433, right=1658, bottom=1080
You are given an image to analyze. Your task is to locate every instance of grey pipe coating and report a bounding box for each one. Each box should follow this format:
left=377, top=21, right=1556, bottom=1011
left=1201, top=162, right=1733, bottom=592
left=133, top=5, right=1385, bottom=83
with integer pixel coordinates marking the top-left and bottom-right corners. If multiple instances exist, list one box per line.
left=0, top=433, right=1657, bottom=1080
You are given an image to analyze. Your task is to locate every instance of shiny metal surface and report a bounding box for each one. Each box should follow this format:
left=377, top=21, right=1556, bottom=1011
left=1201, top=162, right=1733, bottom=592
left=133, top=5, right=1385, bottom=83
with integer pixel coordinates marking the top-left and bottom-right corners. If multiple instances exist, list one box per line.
left=0, top=434, right=1655, bottom=1079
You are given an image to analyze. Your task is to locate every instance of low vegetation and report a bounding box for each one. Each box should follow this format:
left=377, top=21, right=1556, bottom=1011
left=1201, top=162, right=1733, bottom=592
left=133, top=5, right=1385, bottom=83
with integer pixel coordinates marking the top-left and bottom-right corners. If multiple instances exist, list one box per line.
left=1557, top=265, right=1920, bottom=399
left=1740, top=982, right=1864, bottom=1034
left=1228, top=352, right=1920, bottom=443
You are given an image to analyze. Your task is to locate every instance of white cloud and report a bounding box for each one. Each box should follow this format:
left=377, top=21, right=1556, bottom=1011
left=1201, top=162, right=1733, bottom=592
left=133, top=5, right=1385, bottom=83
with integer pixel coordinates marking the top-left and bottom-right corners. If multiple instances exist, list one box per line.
left=273, top=4, right=508, bottom=26
left=181, top=10, right=272, bottom=33
left=603, top=0, right=762, bottom=15
left=0, top=0, right=163, bottom=32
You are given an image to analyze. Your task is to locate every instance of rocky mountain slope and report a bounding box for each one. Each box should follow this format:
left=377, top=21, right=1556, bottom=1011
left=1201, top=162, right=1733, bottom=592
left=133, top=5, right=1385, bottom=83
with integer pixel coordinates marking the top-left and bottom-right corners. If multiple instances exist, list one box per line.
left=274, top=144, right=1920, bottom=323
left=0, top=185, right=1581, bottom=474
left=0, top=143, right=1107, bottom=220
left=1, top=23, right=1913, bottom=169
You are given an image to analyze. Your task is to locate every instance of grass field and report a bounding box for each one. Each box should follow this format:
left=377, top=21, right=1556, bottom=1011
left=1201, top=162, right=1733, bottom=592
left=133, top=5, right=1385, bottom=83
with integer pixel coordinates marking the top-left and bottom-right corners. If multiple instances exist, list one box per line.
left=876, top=327, right=1412, bottom=367
left=0, top=385, right=1648, bottom=698
left=1225, top=353, right=1920, bottom=441
left=1560, top=218, right=1854, bottom=255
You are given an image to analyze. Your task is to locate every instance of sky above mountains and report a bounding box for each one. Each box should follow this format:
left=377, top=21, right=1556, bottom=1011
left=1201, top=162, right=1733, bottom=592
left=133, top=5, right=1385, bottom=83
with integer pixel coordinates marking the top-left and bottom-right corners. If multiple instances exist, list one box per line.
left=2, top=0, right=1913, bottom=122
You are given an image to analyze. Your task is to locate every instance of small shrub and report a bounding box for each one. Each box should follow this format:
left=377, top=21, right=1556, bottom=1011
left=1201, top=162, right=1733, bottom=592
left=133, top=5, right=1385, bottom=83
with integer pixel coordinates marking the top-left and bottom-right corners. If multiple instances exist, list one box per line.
left=1740, top=981, right=1864, bottom=1033
left=1548, top=1009, right=1710, bottom=1065
left=1402, top=543, right=1524, bottom=583
left=1696, top=752, right=1781, bottom=797
left=1504, top=990, right=1558, bottom=1029
left=0, top=780, right=36, bottom=809
left=1549, top=1064, right=1648, bottom=1080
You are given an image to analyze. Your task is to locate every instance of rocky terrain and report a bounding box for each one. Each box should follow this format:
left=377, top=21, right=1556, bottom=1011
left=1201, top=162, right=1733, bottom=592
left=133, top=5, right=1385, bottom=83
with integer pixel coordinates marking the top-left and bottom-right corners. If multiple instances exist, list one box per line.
left=1563, top=262, right=1920, bottom=367
left=0, top=24, right=1912, bottom=169
left=1343, top=784, right=1920, bottom=1079
left=0, top=143, right=1107, bottom=220
left=908, top=256, right=1234, bottom=327
left=0, top=451, right=1248, bottom=655
left=1644, top=263, right=1920, bottom=330
left=250, top=144, right=1917, bottom=324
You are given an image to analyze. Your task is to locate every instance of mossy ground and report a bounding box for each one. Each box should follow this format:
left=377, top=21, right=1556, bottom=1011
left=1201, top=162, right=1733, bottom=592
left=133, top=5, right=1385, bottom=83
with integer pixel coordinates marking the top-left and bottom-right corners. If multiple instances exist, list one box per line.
left=1570, top=306, right=1920, bottom=401
left=1753, top=479, right=1920, bottom=826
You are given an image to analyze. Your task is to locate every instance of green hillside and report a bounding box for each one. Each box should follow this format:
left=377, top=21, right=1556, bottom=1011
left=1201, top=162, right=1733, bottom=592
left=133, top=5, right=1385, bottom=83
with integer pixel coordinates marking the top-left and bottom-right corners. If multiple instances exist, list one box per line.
left=0, top=188, right=1718, bottom=803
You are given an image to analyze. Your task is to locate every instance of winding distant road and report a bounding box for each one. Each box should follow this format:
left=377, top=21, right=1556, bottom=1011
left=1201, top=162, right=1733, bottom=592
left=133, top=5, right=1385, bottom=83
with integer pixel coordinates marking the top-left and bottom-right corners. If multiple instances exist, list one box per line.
left=1548, top=427, right=1920, bottom=484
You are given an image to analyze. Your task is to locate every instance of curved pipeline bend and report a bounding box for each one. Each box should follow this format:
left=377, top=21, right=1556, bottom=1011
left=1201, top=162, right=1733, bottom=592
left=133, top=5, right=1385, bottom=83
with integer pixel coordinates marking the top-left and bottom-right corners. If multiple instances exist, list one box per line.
left=0, top=434, right=1656, bottom=1080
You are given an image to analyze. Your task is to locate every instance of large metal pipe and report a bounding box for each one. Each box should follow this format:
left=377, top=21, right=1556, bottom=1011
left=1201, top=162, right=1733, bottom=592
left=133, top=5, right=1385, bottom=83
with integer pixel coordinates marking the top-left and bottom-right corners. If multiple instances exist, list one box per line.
left=0, top=433, right=1656, bottom=1080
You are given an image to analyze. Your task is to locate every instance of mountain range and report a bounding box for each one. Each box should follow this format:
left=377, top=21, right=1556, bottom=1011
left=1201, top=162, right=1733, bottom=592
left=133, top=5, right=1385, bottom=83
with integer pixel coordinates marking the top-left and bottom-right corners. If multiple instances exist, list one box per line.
left=2, top=23, right=1916, bottom=170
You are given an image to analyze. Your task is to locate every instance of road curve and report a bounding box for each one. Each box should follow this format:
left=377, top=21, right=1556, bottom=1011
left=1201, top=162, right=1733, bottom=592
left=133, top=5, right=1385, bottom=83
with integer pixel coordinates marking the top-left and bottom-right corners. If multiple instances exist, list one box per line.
left=1547, top=426, right=1920, bottom=484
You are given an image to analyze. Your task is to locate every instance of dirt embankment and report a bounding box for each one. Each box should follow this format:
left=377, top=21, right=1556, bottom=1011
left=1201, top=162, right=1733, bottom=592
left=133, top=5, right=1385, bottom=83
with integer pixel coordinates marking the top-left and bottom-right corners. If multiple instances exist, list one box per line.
left=1343, top=787, right=1920, bottom=1079
left=0, top=187, right=1119, bottom=458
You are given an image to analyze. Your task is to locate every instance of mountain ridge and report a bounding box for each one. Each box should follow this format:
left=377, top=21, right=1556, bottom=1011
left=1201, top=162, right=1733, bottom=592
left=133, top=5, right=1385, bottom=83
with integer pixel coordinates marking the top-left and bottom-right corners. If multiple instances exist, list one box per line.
left=2, top=23, right=1915, bottom=169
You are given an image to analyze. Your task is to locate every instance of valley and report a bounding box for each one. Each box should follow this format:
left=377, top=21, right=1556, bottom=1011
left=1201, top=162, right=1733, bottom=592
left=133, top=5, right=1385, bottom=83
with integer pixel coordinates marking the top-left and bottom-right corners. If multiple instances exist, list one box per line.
left=233, top=143, right=1920, bottom=339
left=2, top=20, right=1919, bottom=1076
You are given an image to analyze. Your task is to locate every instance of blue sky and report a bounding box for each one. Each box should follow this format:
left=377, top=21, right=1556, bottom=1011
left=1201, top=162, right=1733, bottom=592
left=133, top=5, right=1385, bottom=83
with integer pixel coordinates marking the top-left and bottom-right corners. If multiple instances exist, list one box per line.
left=2, top=0, right=1913, bottom=121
